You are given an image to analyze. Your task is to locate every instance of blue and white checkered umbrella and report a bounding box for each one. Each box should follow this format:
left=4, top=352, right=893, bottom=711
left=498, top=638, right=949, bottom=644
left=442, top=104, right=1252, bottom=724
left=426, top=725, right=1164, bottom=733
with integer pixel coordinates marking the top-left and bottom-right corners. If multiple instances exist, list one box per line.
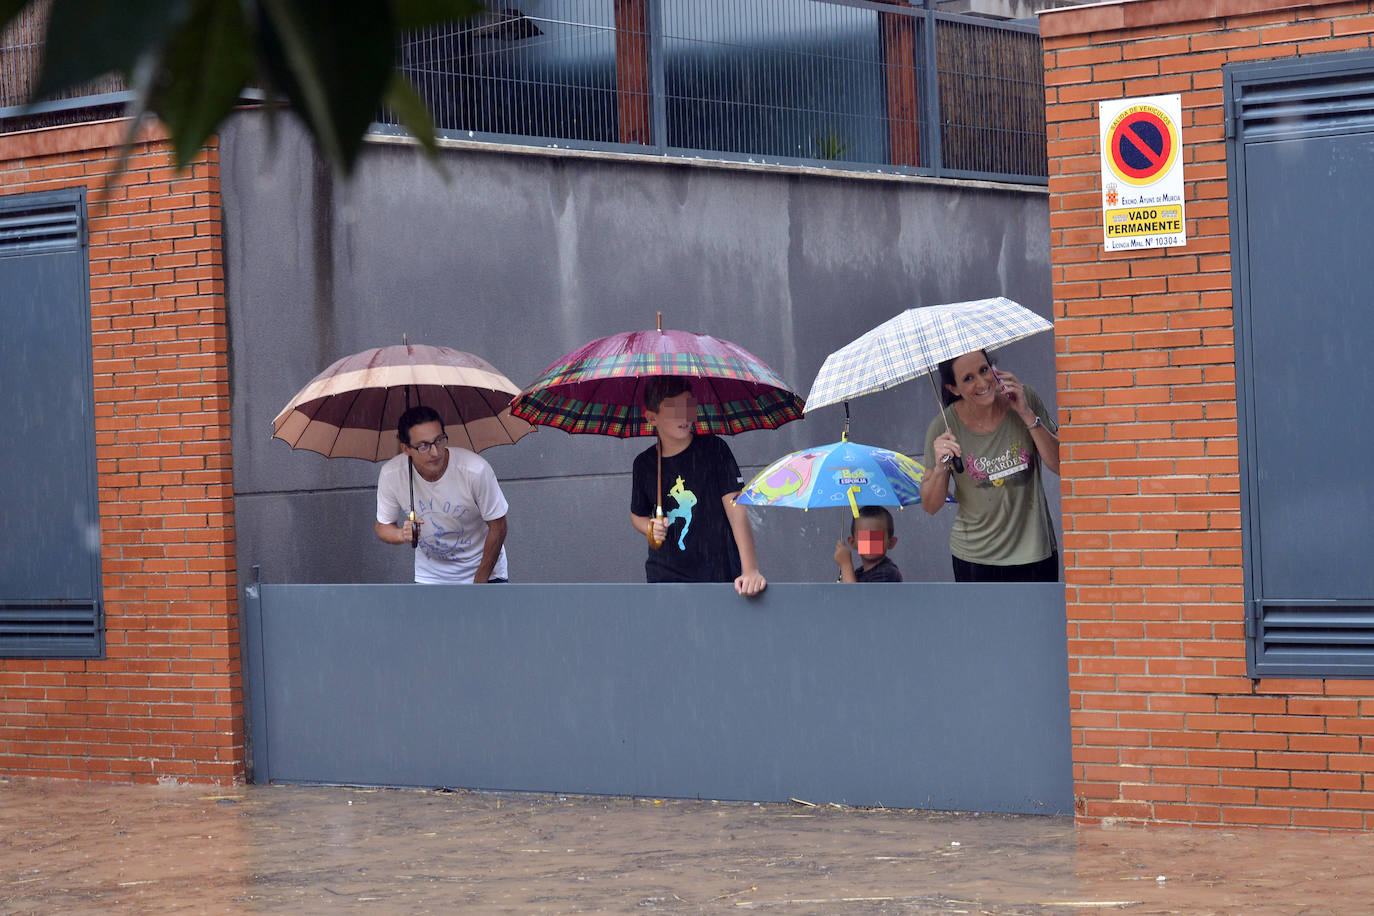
left=804, top=297, right=1052, bottom=412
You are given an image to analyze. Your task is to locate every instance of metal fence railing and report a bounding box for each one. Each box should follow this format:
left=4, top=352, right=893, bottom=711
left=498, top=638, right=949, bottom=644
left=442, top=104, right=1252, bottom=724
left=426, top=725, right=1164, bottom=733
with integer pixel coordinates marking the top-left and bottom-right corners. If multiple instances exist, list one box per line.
left=390, top=1, right=1046, bottom=183
left=1, top=1, right=1047, bottom=184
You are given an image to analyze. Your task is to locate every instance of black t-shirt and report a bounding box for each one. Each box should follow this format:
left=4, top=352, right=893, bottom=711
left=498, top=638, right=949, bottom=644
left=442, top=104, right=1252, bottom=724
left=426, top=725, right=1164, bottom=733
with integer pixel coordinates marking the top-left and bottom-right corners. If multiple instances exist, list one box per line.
left=855, top=556, right=903, bottom=582
left=631, top=434, right=744, bottom=583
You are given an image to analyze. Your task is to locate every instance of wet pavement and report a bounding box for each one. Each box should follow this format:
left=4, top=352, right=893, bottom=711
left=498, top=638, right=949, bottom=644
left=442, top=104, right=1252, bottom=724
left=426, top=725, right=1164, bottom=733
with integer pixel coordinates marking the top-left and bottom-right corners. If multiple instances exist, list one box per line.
left=3, top=776, right=1372, bottom=914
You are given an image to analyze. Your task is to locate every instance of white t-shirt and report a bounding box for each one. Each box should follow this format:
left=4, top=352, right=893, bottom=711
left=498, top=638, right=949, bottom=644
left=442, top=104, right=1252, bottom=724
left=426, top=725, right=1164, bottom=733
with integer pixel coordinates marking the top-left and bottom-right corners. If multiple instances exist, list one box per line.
left=376, top=448, right=509, bottom=583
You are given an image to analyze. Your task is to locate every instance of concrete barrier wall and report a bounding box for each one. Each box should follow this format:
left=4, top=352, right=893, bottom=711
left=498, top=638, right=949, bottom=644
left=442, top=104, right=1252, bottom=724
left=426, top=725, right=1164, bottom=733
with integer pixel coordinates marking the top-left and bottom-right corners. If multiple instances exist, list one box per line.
left=244, top=581, right=1072, bottom=815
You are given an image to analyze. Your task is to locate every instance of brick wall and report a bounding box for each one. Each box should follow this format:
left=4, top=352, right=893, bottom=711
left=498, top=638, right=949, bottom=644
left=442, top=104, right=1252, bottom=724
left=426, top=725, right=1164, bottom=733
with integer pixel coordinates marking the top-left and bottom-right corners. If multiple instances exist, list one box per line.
left=1043, top=0, right=1374, bottom=829
left=0, top=121, right=243, bottom=783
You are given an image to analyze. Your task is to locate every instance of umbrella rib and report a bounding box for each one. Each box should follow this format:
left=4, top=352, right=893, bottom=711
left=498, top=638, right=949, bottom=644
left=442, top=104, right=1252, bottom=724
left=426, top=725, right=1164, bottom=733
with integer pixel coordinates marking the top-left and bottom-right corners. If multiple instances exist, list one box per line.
left=436, top=383, right=476, bottom=452
left=698, top=372, right=724, bottom=434
left=325, top=385, right=365, bottom=459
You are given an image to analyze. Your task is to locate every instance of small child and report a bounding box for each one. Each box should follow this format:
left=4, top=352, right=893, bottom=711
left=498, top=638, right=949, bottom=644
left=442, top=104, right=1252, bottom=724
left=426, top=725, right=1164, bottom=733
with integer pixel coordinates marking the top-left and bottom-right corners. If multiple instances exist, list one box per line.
left=629, top=375, right=767, bottom=596
left=834, top=506, right=903, bottom=583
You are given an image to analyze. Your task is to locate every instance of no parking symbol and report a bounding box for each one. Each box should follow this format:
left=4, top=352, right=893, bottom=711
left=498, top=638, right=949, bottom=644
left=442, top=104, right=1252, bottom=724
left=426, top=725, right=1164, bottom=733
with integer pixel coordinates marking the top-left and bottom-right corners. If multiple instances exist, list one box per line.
left=1099, top=94, right=1186, bottom=252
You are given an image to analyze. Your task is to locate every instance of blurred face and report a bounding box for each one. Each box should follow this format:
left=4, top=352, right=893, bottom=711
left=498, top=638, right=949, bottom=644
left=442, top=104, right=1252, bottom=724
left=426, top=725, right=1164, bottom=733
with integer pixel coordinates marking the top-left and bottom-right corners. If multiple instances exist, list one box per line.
left=645, top=392, right=698, bottom=446
left=850, top=517, right=891, bottom=560
left=946, top=351, right=996, bottom=407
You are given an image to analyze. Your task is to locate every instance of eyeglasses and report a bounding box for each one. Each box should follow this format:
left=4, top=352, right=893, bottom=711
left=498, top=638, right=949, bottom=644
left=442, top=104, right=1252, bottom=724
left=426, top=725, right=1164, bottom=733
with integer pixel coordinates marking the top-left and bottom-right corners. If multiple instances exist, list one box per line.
left=407, top=433, right=449, bottom=453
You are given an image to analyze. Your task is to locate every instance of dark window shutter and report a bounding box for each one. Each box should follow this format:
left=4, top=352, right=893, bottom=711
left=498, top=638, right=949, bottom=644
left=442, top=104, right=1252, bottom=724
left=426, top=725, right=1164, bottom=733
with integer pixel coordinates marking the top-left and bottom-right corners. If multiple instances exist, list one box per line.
left=1228, top=50, right=1374, bottom=678
left=0, top=188, right=101, bottom=658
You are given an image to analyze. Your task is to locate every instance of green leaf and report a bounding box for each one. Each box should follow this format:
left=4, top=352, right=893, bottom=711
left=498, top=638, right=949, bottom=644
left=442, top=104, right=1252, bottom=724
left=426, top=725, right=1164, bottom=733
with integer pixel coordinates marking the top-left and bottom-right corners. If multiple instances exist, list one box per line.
left=0, top=0, right=33, bottom=26
left=384, top=72, right=441, bottom=157
left=31, top=0, right=196, bottom=101
left=257, top=0, right=396, bottom=172
left=390, top=0, right=483, bottom=30
left=145, top=0, right=257, bottom=167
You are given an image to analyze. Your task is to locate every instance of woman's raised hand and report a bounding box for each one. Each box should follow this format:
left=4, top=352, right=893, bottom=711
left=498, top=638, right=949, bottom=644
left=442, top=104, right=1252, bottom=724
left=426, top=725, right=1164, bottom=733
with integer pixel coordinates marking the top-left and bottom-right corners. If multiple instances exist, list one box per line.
left=933, top=429, right=962, bottom=467
left=993, top=368, right=1035, bottom=424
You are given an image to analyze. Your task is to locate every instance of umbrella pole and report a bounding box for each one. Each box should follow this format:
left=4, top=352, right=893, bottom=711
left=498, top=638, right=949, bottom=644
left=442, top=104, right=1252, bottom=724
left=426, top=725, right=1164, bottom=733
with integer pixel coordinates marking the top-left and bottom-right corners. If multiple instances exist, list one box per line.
left=407, top=457, right=419, bottom=549
left=649, top=440, right=664, bottom=550
left=926, top=372, right=964, bottom=473
left=405, top=379, right=419, bottom=549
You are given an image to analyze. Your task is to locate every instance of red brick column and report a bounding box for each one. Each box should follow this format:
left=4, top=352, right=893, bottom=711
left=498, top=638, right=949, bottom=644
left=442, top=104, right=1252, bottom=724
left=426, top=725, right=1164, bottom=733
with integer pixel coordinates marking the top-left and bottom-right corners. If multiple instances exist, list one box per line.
left=879, top=5, right=921, bottom=167
left=1043, top=0, right=1374, bottom=829
left=614, top=0, right=652, bottom=146
left=0, top=121, right=243, bottom=784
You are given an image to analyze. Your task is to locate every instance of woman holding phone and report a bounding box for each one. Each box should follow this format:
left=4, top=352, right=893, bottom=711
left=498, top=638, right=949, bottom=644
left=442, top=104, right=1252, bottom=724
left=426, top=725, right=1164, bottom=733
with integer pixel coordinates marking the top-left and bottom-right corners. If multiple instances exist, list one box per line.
left=920, top=348, right=1061, bottom=582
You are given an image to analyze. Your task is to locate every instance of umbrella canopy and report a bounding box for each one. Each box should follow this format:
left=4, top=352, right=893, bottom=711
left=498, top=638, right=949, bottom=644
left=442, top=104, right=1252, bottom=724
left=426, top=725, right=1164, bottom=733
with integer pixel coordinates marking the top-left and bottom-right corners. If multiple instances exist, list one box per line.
left=804, top=297, right=1052, bottom=412
left=272, top=343, right=534, bottom=461
left=735, top=438, right=930, bottom=516
left=510, top=327, right=804, bottom=437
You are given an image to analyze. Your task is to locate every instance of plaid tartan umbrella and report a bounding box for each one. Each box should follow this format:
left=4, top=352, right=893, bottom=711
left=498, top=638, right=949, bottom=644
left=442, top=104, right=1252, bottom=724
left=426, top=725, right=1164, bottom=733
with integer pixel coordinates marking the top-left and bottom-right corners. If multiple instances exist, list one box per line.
left=804, top=297, right=1052, bottom=413
left=510, top=328, right=804, bottom=437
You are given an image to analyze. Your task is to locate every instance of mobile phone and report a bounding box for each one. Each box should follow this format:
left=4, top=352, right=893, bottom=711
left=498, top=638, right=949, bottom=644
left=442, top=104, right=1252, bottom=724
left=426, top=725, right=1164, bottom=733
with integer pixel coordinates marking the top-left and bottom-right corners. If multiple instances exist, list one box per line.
left=991, top=366, right=1015, bottom=403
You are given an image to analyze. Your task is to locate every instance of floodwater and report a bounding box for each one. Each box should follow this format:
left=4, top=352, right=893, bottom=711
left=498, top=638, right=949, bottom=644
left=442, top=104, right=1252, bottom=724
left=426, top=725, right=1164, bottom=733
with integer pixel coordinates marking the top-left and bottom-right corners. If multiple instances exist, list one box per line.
left=3, top=777, right=1373, bottom=914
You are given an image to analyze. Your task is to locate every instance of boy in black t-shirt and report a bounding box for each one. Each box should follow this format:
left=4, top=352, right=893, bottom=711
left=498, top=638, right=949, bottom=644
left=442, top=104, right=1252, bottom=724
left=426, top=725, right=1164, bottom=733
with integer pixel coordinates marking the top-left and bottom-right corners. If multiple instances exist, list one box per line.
left=833, top=506, right=903, bottom=583
left=630, top=376, right=767, bottom=596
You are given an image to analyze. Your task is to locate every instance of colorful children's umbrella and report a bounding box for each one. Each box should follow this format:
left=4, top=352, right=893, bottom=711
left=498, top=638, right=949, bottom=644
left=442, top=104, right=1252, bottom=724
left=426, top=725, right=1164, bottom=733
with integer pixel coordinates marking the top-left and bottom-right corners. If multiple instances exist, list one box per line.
left=735, top=437, right=937, bottom=517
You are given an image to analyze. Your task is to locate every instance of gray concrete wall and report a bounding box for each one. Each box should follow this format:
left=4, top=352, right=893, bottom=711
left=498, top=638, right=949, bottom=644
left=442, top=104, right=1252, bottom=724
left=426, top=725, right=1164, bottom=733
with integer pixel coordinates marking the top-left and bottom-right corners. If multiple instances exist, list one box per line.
left=244, top=581, right=1073, bottom=814
left=222, top=114, right=1054, bottom=587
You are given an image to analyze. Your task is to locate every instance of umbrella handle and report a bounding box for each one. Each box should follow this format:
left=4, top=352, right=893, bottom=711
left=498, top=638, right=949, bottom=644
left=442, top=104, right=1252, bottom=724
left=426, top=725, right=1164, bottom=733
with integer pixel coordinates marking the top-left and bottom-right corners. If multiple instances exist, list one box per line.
left=648, top=440, right=664, bottom=550
left=926, top=373, right=965, bottom=474
left=647, top=507, right=665, bottom=550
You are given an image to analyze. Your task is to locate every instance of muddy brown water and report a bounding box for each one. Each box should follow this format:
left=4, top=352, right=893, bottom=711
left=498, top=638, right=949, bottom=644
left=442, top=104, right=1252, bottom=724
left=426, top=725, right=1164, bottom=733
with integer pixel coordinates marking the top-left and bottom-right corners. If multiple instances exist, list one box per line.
left=3, top=776, right=1372, bottom=914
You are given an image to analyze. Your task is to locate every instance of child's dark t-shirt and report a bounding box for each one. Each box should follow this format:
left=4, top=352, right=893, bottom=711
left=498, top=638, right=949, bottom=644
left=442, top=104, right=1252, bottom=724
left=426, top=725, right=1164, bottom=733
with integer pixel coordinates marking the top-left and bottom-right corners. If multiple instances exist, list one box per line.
left=854, top=556, right=903, bottom=582
left=631, top=434, right=744, bottom=583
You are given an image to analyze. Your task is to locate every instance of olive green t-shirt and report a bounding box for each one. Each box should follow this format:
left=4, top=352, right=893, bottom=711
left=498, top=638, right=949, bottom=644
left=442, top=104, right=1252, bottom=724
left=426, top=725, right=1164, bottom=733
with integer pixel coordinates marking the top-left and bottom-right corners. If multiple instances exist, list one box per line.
left=923, top=384, right=1057, bottom=566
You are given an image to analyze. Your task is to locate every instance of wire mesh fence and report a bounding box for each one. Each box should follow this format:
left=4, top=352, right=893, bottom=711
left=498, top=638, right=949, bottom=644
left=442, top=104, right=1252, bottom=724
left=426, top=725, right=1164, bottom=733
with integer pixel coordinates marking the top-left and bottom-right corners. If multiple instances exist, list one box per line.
left=392, top=0, right=1046, bottom=182
left=1, top=1, right=1046, bottom=183
left=937, top=15, right=1046, bottom=178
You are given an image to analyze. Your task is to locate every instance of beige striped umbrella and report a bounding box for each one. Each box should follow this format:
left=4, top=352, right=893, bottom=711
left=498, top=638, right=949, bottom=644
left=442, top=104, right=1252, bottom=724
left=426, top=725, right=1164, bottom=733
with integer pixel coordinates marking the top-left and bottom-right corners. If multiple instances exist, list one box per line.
left=272, top=343, right=534, bottom=461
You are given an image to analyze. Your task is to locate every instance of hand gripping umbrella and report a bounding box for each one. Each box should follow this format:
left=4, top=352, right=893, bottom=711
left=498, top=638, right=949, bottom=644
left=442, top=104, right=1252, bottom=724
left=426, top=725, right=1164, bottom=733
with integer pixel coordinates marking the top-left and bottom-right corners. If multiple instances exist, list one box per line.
left=510, top=313, right=805, bottom=548
left=804, top=297, right=1052, bottom=473
left=272, top=340, right=534, bottom=546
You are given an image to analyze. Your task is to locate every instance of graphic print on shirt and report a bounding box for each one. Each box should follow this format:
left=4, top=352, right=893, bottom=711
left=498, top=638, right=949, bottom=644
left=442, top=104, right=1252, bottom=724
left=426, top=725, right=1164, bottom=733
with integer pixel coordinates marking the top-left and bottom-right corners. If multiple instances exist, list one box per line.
left=965, top=441, right=1033, bottom=488
left=415, top=495, right=473, bottom=561
left=664, top=475, right=697, bottom=550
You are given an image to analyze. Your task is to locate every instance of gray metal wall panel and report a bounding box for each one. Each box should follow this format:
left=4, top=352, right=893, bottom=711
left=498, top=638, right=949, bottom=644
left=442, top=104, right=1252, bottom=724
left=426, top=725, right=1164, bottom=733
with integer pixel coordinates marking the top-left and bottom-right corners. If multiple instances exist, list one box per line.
left=222, top=114, right=1056, bottom=588
left=249, top=581, right=1071, bottom=814
left=1241, top=131, right=1374, bottom=599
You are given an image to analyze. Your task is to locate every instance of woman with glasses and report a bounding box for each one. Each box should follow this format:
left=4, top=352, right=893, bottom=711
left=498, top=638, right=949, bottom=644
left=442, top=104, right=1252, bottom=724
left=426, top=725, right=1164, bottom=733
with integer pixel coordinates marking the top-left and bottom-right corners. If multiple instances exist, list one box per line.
left=374, top=405, right=511, bottom=583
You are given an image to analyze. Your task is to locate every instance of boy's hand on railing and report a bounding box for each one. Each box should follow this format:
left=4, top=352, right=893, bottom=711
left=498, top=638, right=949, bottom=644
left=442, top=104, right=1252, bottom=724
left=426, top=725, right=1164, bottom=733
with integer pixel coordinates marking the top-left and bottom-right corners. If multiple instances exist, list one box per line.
left=734, top=570, right=766, bottom=597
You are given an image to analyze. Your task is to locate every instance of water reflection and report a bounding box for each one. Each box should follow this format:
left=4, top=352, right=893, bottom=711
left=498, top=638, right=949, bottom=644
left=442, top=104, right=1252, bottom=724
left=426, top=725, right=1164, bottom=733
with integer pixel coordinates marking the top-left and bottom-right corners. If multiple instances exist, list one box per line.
left=3, top=777, right=1373, bottom=913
